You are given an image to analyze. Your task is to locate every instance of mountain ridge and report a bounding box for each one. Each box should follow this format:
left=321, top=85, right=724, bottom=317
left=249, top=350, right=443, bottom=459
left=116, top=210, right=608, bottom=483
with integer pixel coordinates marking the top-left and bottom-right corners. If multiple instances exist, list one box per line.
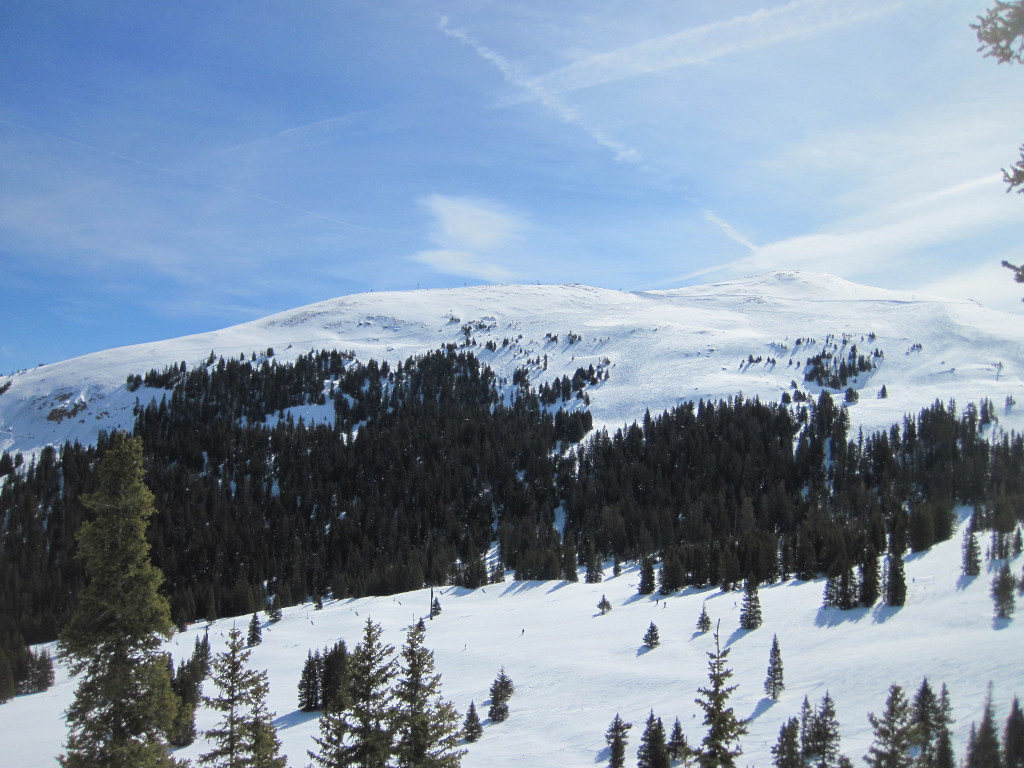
left=2, top=270, right=1022, bottom=457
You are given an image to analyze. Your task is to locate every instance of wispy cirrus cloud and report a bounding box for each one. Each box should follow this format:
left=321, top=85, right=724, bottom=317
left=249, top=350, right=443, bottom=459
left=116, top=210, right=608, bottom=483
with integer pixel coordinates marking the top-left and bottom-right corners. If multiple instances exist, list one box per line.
left=413, top=194, right=521, bottom=282
left=438, top=17, right=641, bottom=163
left=532, top=0, right=900, bottom=95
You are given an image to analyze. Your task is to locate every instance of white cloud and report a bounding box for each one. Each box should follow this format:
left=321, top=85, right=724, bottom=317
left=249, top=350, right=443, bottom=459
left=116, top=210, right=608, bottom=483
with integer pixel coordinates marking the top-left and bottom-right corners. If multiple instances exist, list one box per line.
left=413, top=194, right=523, bottom=281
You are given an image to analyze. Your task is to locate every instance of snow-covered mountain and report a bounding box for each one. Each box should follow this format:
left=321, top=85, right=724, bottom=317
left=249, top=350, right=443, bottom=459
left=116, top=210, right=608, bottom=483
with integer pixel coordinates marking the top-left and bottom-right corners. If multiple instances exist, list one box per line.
left=1, top=270, right=1023, bottom=767
left=3, top=271, right=1023, bottom=457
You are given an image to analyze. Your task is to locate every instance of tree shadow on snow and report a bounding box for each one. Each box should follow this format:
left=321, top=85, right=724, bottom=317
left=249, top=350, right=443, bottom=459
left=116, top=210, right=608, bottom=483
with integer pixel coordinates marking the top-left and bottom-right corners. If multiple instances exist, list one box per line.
left=814, top=605, right=870, bottom=628
left=955, top=574, right=977, bottom=591
left=635, top=644, right=656, bottom=657
left=500, top=580, right=545, bottom=597
left=274, top=709, right=321, bottom=731
left=746, top=697, right=778, bottom=723
left=992, top=616, right=1013, bottom=631
left=725, top=626, right=752, bottom=646
left=546, top=580, right=573, bottom=593
left=870, top=604, right=901, bottom=624
left=593, top=745, right=612, bottom=764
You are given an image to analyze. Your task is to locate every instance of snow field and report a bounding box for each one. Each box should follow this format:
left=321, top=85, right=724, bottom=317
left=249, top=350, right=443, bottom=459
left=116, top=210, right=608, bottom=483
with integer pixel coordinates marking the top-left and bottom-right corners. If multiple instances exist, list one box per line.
left=3, top=514, right=1022, bottom=767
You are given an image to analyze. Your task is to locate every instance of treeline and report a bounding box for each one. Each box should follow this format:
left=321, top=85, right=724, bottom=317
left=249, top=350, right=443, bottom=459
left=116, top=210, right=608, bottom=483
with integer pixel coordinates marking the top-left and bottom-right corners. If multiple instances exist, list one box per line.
left=1, top=347, right=1022, bottom=650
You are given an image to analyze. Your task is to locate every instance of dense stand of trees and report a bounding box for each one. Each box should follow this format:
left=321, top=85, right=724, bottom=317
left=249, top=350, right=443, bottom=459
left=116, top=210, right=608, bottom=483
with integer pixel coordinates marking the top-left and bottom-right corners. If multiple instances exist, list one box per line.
left=1, top=346, right=1022, bottom=651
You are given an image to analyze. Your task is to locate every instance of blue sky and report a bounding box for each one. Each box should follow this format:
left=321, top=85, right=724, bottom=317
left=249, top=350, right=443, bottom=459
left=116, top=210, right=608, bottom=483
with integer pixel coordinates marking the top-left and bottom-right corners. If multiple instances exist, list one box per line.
left=2, top=0, right=1021, bottom=374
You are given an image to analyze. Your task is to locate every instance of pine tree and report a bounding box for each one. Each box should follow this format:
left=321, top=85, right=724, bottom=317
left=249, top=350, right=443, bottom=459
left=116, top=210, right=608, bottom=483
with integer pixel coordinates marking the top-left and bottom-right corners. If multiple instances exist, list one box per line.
left=168, top=656, right=202, bottom=748
left=639, top=557, right=656, bottom=596
left=965, top=686, right=1001, bottom=768
left=910, top=678, right=939, bottom=767
left=739, top=578, right=763, bottom=629
left=697, top=604, right=712, bottom=633
left=247, top=612, right=262, bottom=647
left=764, top=635, right=784, bottom=700
left=57, top=433, right=179, bottom=768
left=598, top=594, right=613, bottom=615
left=772, top=717, right=801, bottom=768
left=933, top=684, right=956, bottom=768
left=860, top=546, right=881, bottom=607
left=299, top=649, right=324, bottom=712
left=865, top=684, right=913, bottom=768
left=393, top=619, right=465, bottom=768
left=992, top=563, right=1017, bottom=619
left=431, top=597, right=442, bottom=619
left=605, top=713, right=632, bottom=768
left=643, top=622, right=661, bottom=649
left=667, top=717, right=692, bottom=764
left=200, top=625, right=284, bottom=768
left=309, top=618, right=397, bottom=768
left=803, top=692, right=843, bottom=768
left=320, top=640, right=349, bottom=712
left=886, top=553, right=907, bottom=607
left=487, top=667, right=514, bottom=723
left=637, top=710, right=670, bottom=768
left=1005, top=696, right=1024, bottom=768
left=963, top=515, right=982, bottom=577
left=694, top=628, right=748, bottom=767
left=462, top=701, right=483, bottom=743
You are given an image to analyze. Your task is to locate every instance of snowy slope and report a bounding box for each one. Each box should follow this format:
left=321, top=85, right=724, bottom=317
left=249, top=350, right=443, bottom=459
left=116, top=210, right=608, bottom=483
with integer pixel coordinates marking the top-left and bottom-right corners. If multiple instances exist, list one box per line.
left=2, top=271, right=1023, bottom=457
left=2, top=511, right=1022, bottom=767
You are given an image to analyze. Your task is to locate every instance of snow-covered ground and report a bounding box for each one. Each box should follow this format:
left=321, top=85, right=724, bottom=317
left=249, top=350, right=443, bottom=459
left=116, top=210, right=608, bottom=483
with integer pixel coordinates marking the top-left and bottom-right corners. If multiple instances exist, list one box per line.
left=2, top=271, right=1023, bottom=458
left=3, top=514, right=1022, bottom=767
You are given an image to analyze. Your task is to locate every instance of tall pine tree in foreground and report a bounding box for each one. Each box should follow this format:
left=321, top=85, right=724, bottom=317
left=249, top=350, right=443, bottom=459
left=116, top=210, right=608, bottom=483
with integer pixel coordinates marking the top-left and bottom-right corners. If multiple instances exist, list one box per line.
left=200, top=625, right=284, bottom=768
left=1005, top=696, right=1024, bottom=768
left=864, top=683, right=913, bottom=768
left=309, top=617, right=396, bottom=768
left=393, top=619, right=464, bottom=768
left=771, top=717, right=801, bottom=768
left=694, top=627, right=748, bottom=768
left=57, top=433, right=179, bottom=768
left=965, top=686, right=1001, bottom=768
left=637, top=710, right=670, bottom=768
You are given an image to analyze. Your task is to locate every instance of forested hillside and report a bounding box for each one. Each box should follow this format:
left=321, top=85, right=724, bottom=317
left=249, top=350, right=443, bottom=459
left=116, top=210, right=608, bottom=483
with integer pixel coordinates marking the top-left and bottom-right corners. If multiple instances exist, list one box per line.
left=2, top=344, right=1021, bottom=666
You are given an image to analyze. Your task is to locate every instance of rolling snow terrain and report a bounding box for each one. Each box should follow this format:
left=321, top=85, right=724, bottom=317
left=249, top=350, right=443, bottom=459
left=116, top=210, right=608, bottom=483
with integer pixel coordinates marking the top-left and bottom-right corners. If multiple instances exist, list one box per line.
left=1, top=515, right=1021, bottom=767
left=2, top=271, right=1023, bottom=458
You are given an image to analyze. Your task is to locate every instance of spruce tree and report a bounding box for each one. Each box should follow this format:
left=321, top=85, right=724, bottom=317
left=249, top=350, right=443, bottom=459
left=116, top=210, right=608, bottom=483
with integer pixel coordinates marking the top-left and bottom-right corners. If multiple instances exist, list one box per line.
left=667, top=717, right=692, bottom=764
left=992, top=563, right=1017, bottom=618
left=772, top=717, right=801, bottom=768
left=200, top=625, right=284, bottom=768
left=247, top=613, right=262, bottom=647
left=320, top=640, right=349, bottom=712
left=598, top=594, right=613, bottom=615
left=487, top=667, right=514, bottom=723
left=462, top=701, right=482, bottom=743
left=697, top=604, right=712, bottom=633
left=168, top=657, right=201, bottom=748
left=637, top=710, right=670, bottom=768
left=57, top=433, right=179, bottom=768
left=963, top=515, right=982, bottom=577
left=886, top=553, right=907, bottom=607
left=639, top=557, right=656, bottom=595
left=965, top=686, right=1001, bottom=768
left=393, top=619, right=465, bottom=768
left=764, top=634, right=784, bottom=700
left=694, top=628, right=748, bottom=767
left=803, top=692, right=843, bottom=768
left=1005, top=696, right=1024, bottom=768
left=865, top=683, right=913, bottom=768
left=910, top=678, right=939, bottom=767
left=605, top=713, right=632, bottom=768
left=643, top=622, right=661, bottom=649
left=299, top=649, right=324, bottom=712
left=309, top=618, right=397, bottom=768
left=860, top=546, right=880, bottom=607
left=933, top=684, right=956, bottom=768
left=739, top=578, right=763, bottom=629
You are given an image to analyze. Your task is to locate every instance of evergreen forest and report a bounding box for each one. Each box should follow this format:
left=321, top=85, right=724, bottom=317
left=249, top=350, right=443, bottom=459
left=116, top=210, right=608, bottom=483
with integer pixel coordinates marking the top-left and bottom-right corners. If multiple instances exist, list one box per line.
left=1, top=345, right=1022, bottom=661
